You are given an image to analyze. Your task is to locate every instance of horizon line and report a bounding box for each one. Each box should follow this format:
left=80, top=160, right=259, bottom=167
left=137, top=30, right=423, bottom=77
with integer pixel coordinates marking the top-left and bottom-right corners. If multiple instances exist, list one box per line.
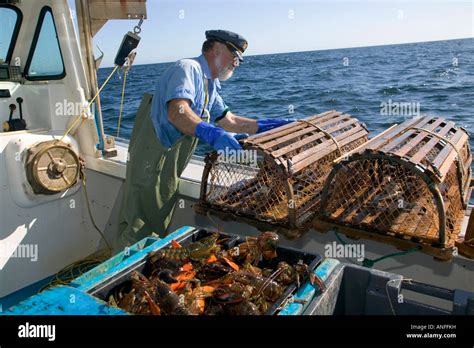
left=99, top=36, right=473, bottom=69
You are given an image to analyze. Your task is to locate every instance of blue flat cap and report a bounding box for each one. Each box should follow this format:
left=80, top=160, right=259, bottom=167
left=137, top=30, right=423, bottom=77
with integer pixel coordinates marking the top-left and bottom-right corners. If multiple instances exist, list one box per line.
left=205, top=29, right=248, bottom=62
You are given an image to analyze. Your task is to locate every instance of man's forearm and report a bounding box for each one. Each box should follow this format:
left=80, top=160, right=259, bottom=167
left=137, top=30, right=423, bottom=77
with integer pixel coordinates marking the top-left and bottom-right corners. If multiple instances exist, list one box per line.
left=218, top=112, right=258, bottom=134
left=168, top=99, right=202, bottom=136
left=169, top=102, right=258, bottom=136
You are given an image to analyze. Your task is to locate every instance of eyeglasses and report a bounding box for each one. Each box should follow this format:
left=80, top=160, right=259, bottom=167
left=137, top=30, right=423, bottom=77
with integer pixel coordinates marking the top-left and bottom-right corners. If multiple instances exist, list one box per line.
left=224, top=45, right=240, bottom=66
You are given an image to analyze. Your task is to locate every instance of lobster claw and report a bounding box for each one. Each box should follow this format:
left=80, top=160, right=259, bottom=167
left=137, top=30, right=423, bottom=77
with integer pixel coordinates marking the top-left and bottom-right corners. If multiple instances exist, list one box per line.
left=158, top=269, right=178, bottom=284
left=212, top=287, right=245, bottom=304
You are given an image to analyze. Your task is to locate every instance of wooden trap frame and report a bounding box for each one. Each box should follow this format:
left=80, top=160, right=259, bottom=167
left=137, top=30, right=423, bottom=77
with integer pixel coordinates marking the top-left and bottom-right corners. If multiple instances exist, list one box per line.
left=195, top=110, right=369, bottom=236
left=316, top=116, right=473, bottom=260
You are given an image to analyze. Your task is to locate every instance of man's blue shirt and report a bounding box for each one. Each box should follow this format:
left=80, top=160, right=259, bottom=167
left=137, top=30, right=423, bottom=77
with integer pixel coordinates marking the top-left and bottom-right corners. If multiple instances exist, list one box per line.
left=150, top=54, right=228, bottom=147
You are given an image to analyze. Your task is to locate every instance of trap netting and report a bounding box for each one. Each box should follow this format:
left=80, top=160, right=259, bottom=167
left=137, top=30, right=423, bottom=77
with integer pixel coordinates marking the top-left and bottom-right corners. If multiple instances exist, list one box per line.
left=319, top=116, right=472, bottom=248
left=197, top=110, right=369, bottom=230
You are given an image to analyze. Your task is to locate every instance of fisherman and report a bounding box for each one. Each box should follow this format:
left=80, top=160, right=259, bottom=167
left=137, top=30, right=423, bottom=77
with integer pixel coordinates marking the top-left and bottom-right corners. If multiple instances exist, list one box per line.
left=117, top=30, right=294, bottom=247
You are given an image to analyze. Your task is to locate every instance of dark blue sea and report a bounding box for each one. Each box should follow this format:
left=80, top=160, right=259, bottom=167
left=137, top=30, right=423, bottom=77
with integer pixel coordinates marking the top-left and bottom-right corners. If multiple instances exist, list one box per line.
left=99, top=38, right=474, bottom=157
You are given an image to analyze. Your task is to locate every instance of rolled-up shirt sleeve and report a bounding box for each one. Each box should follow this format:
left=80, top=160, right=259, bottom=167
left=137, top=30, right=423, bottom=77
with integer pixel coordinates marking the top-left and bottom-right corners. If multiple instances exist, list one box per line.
left=164, top=61, right=198, bottom=104
left=210, top=92, right=230, bottom=123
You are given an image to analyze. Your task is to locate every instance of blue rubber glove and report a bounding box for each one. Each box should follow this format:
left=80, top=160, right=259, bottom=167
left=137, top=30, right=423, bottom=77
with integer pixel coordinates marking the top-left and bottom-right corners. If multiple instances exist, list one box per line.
left=256, top=118, right=297, bottom=133
left=195, top=122, right=249, bottom=152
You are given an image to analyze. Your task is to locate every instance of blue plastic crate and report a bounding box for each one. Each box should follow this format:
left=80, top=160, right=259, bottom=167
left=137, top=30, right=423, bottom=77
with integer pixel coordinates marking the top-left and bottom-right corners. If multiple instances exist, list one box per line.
left=81, top=226, right=335, bottom=315
left=4, top=226, right=338, bottom=315
left=72, top=226, right=195, bottom=292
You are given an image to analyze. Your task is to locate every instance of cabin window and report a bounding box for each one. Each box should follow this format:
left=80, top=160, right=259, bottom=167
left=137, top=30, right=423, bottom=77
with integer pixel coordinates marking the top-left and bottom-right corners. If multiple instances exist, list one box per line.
left=25, top=7, right=65, bottom=80
left=0, top=6, right=22, bottom=64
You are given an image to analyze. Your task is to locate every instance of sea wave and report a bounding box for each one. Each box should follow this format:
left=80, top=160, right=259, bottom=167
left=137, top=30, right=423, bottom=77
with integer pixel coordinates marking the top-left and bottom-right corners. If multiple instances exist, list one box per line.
left=99, top=38, right=474, bottom=156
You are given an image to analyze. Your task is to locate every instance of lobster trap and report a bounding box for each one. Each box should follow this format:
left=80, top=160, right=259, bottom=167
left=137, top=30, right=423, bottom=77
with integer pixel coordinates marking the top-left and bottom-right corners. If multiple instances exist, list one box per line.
left=196, top=110, right=369, bottom=233
left=317, top=116, right=473, bottom=260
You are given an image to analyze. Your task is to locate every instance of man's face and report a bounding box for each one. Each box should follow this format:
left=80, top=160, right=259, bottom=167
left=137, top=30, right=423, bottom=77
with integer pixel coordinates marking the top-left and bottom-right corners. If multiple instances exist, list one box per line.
left=215, top=43, right=239, bottom=81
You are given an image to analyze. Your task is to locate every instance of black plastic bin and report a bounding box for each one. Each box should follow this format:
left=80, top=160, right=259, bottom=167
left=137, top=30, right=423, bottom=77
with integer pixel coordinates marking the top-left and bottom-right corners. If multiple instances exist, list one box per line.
left=305, top=264, right=474, bottom=315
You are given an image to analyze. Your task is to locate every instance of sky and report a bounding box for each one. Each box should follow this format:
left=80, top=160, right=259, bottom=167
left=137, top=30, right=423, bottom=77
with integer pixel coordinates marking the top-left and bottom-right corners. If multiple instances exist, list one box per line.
left=69, top=0, right=474, bottom=67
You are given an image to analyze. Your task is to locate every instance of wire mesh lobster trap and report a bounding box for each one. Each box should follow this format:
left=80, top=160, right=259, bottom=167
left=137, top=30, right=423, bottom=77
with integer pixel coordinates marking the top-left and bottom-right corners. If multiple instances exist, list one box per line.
left=317, top=115, right=472, bottom=259
left=195, top=110, right=369, bottom=233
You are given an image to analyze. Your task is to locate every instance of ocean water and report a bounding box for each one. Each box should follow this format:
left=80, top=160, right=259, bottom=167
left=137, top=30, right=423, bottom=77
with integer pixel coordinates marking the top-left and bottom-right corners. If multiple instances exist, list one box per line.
left=99, top=38, right=474, bottom=158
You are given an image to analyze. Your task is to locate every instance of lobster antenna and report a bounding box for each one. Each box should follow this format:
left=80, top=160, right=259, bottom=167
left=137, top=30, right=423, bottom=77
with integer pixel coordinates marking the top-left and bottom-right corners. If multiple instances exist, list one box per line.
left=257, top=267, right=285, bottom=295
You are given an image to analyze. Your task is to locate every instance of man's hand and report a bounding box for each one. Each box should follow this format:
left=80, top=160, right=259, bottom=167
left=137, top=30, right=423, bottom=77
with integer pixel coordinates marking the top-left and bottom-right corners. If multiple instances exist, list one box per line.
left=213, top=132, right=249, bottom=151
left=195, top=122, right=248, bottom=151
left=256, top=118, right=296, bottom=133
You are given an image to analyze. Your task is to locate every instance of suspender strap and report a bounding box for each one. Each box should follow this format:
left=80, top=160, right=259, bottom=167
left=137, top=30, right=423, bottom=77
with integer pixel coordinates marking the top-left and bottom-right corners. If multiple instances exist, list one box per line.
left=202, top=78, right=210, bottom=123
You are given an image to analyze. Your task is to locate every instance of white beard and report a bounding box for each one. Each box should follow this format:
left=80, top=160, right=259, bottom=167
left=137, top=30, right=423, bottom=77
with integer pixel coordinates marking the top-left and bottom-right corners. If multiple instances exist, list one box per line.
left=215, top=53, right=234, bottom=81
left=218, top=67, right=234, bottom=81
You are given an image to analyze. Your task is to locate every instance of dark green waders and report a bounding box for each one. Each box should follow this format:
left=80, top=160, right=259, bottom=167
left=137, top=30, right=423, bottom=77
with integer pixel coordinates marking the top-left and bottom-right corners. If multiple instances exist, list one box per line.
left=117, top=94, right=199, bottom=247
